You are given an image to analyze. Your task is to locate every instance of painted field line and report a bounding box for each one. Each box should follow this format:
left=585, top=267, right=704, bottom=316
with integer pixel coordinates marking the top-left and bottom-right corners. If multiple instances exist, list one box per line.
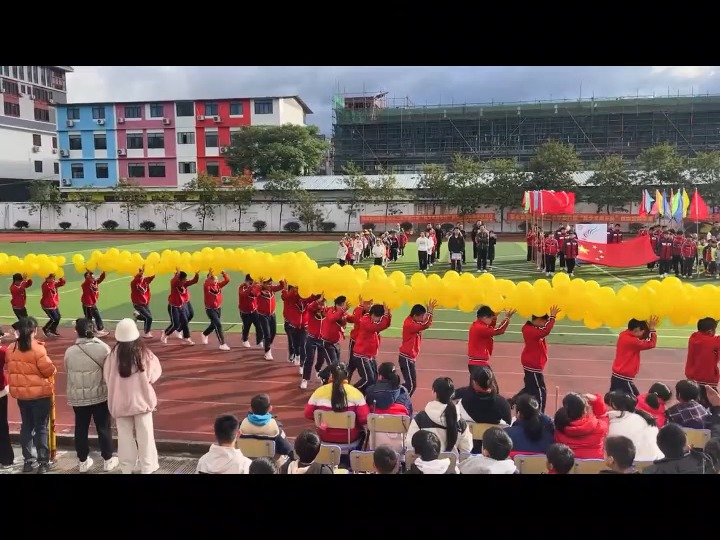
left=591, top=264, right=630, bottom=286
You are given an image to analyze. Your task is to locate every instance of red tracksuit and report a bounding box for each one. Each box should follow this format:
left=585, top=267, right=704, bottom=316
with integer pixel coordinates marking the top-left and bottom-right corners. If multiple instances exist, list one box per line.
left=352, top=314, right=392, bottom=359
left=9, top=279, right=33, bottom=310
left=238, top=282, right=257, bottom=313
left=130, top=274, right=155, bottom=306
left=563, top=239, right=578, bottom=259
left=467, top=317, right=510, bottom=367
left=672, top=235, right=684, bottom=257
left=168, top=273, right=197, bottom=307
left=399, top=314, right=433, bottom=361
left=320, top=306, right=349, bottom=344
left=204, top=275, right=230, bottom=309
left=40, top=278, right=66, bottom=309
left=611, top=329, right=657, bottom=391
left=307, top=301, right=326, bottom=338
left=685, top=331, right=720, bottom=386
left=544, top=237, right=559, bottom=256
left=520, top=317, right=556, bottom=372
left=282, top=289, right=307, bottom=329
left=608, top=230, right=623, bottom=244
left=256, top=283, right=283, bottom=316
left=81, top=273, right=105, bottom=306
left=349, top=306, right=367, bottom=343
left=658, top=239, right=673, bottom=261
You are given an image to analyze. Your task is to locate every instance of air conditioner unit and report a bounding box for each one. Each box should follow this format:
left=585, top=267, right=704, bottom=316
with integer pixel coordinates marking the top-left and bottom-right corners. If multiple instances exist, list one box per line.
left=61, top=179, right=72, bottom=187
left=162, top=117, right=171, bottom=125
left=220, top=146, right=228, bottom=154
left=117, top=149, right=127, bottom=156
left=52, top=148, right=58, bottom=154
left=213, top=115, right=221, bottom=122
left=66, top=120, right=74, bottom=127
left=221, top=176, right=232, bottom=184
left=28, top=95, right=35, bottom=101
left=59, top=149, right=69, bottom=157
left=48, top=99, right=55, bottom=104
left=32, top=146, right=40, bottom=153
left=96, top=119, right=105, bottom=125
left=196, top=115, right=205, bottom=121
left=118, top=117, right=125, bottom=123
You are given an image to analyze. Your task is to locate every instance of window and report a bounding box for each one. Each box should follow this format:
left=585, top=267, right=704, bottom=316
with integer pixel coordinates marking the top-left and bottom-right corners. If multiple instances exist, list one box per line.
left=176, top=101, right=194, bottom=117
left=206, top=162, right=220, bottom=176
left=124, top=105, right=142, bottom=119
left=20, top=84, right=25, bottom=93
left=18, top=66, right=24, bottom=80
left=71, top=163, right=84, bottom=179
left=254, top=100, right=273, bottom=115
left=148, top=162, right=166, bottom=178
left=33, top=87, right=49, bottom=102
left=2, top=66, right=8, bottom=76
left=230, top=102, right=244, bottom=116
left=12, top=66, right=17, bottom=78
left=66, top=107, right=80, bottom=120
left=96, top=163, right=109, bottom=179
left=32, top=134, right=41, bottom=146
left=126, top=134, right=144, bottom=149
left=92, top=106, right=105, bottom=120
left=41, top=68, right=46, bottom=86
left=128, top=163, right=145, bottom=178
left=147, top=133, right=165, bottom=149
left=34, top=108, right=50, bottom=122
left=94, top=134, right=107, bottom=150
left=69, top=135, right=82, bottom=150
left=53, top=163, right=59, bottom=175
left=179, top=162, right=197, bottom=174
left=205, top=131, right=219, bottom=147
left=4, top=102, right=19, bottom=117
left=204, top=102, right=218, bottom=116
left=177, top=131, right=195, bottom=145
left=32, top=67, right=38, bottom=83
left=2, top=80, right=19, bottom=95
left=52, top=136, right=57, bottom=149
left=34, top=161, right=43, bottom=173
left=149, top=104, right=164, bottom=118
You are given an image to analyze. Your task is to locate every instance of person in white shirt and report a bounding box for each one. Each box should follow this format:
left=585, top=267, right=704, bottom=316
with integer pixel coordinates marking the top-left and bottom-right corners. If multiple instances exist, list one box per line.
left=196, top=415, right=252, bottom=474
left=427, top=233, right=436, bottom=267
left=416, top=232, right=430, bottom=272
left=352, top=236, right=363, bottom=262
left=605, top=391, right=663, bottom=462
left=372, top=240, right=386, bottom=266
left=336, top=241, right=349, bottom=266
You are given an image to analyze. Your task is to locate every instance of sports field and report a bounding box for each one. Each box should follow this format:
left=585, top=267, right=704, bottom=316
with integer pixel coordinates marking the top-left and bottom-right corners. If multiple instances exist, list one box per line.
left=0, top=234, right=697, bottom=349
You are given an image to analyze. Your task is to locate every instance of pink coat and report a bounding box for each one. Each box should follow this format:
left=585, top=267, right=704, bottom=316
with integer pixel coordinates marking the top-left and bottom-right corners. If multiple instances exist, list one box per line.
left=103, top=348, right=162, bottom=418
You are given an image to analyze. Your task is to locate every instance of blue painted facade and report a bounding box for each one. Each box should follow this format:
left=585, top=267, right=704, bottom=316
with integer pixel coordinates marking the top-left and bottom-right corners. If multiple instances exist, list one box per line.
left=56, top=104, right=119, bottom=188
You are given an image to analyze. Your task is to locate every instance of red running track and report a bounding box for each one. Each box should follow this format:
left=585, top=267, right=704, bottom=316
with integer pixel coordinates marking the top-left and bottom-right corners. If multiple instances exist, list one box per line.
left=5, top=331, right=687, bottom=444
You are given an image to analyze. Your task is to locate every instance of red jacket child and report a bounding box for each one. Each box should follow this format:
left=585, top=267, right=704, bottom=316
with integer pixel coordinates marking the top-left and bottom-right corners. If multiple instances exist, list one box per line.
left=520, top=315, right=556, bottom=372
left=467, top=310, right=514, bottom=367
left=563, top=238, right=579, bottom=259
left=611, top=328, right=657, bottom=380
left=306, top=300, right=326, bottom=338
left=81, top=272, right=106, bottom=307
left=9, top=276, right=32, bottom=310
left=681, top=238, right=697, bottom=258
left=255, top=281, right=284, bottom=317
left=685, top=330, right=720, bottom=386
left=203, top=272, right=230, bottom=310
left=672, top=235, right=684, bottom=256
left=351, top=311, right=392, bottom=358
left=130, top=272, right=155, bottom=306
left=399, top=311, right=434, bottom=361
left=281, top=287, right=312, bottom=329
left=526, top=230, right=536, bottom=247
left=238, top=280, right=258, bottom=313
left=349, top=305, right=369, bottom=343
left=320, top=305, right=350, bottom=344
left=658, top=237, right=673, bottom=261
left=41, top=277, right=66, bottom=310
left=554, top=394, right=609, bottom=459
left=398, top=231, right=408, bottom=249
left=544, top=237, right=559, bottom=256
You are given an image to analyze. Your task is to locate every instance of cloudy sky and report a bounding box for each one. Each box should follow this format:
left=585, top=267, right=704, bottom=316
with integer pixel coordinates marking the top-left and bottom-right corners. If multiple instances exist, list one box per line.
left=68, top=66, right=719, bottom=135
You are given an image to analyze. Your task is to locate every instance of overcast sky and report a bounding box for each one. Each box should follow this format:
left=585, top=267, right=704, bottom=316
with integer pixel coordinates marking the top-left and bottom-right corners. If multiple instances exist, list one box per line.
left=68, top=66, right=720, bottom=135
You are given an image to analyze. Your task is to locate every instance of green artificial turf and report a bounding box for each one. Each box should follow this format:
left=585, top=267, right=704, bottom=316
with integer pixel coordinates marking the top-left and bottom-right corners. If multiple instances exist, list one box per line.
left=0, top=239, right=698, bottom=349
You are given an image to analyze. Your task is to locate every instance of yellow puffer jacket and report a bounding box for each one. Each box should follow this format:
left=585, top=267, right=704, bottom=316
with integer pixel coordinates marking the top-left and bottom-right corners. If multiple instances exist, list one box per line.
left=6, top=339, right=56, bottom=400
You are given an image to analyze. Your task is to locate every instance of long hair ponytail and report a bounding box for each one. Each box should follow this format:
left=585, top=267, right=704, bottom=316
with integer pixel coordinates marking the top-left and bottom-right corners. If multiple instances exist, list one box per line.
left=16, top=317, right=38, bottom=352
left=515, top=394, right=543, bottom=441
left=330, top=362, right=348, bottom=412
left=432, top=377, right=459, bottom=451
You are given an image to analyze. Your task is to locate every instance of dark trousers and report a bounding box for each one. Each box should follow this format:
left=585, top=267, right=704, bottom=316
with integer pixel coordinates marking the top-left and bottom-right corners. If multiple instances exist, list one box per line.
left=13, top=307, right=28, bottom=320
left=82, top=305, right=104, bottom=331
left=544, top=255, right=556, bottom=273
left=488, top=246, right=495, bottom=266
left=164, top=305, right=188, bottom=336
left=286, top=324, right=307, bottom=363
left=17, top=397, right=52, bottom=464
left=257, top=314, right=277, bottom=351
left=527, top=245, right=533, bottom=261
left=374, top=257, right=383, bottom=266
left=73, top=401, right=113, bottom=462
left=350, top=354, right=378, bottom=394
left=609, top=374, right=639, bottom=397
left=338, top=259, right=346, bottom=266
left=0, top=395, right=14, bottom=466
left=462, top=248, right=466, bottom=264
left=398, top=355, right=417, bottom=397
left=418, top=251, right=429, bottom=270
left=558, top=251, right=566, bottom=268
left=317, top=341, right=341, bottom=382
left=451, top=256, right=462, bottom=272
left=566, top=258, right=576, bottom=274
left=183, top=302, right=194, bottom=338
left=472, top=241, right=478, bottom=260
left=133, top=304, right=153, bottom=334
left=659, top=259, right=671, bottom=275
left=389, top=248, right=398, bottom=262
left=672, top=255, right=682, bottom=276
left=436, top=243, right=442, bottom=259
left=42, top=308, right=61, bottom=333
left=512, top=369, right=548, bottom=413
left=476, top=248, right=488, bottom=270
left=203, top=308, right=225, bottom=344
left=303, top=336, right=322, bottom=380
left=347, top=338, right=357, bottom=379
left=241, top=312, right=263, bottom=344
left=682, top=256, right=694, bottom=277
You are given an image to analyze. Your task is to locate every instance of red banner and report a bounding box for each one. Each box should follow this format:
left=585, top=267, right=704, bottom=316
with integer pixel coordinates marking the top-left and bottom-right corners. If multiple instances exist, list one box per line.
left=506, top=212, right=656, bottom=223
left=360, top=213, right=496, bottom=224
left=577, top=235, right=658, bottom=268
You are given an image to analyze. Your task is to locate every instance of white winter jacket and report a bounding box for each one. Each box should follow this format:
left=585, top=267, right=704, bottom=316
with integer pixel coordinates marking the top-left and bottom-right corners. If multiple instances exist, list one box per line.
left=607, top=410, right=664, bottom=461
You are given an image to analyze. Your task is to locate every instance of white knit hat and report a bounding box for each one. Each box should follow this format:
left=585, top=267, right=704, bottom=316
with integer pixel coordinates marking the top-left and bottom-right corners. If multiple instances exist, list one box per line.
left=114, top=318, right=140, bottom=343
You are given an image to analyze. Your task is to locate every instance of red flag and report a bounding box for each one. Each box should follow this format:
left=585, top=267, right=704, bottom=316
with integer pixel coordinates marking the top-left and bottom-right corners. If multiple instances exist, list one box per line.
left=577, top=235, right=658, bottom=268
left=688, top=189, right=709, bottom=221
left=638, top=192, right=647, bottom=216
left=539, top=191, right=575, bottom=214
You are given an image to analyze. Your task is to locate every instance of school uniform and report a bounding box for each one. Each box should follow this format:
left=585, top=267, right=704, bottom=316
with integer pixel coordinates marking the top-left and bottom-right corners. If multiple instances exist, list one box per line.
left=317, top=306, right=349, bottom=382
left=81, top=272, right=107, bottom=331
left=512, top=316, right=555, bottom=412
left=130, top=273, right=154, bottom=334
left=526, top=230, right=536, bottom=262
left=282, top=289, right=314, bottom=366
left=610, top=329, right=658, bottom=396
left=671, top=235, right=684, bottom=276
left=347, top=306, right=367, bottom=381
left=9, top=278, right=32, bottom=320
left=554, top=229, right=567, bottom=268
left=685, top=330, right=720, bottom=407
left=239, top=282, right=263, bottom=345
left=163, top=273, right=198, bottom=339
left=40, top=278, right=66, bottom=335
left=467, top=316, right=510, bottom=390
left=202, top=274, right=230, bottom=345
left=681, top=238, right=697, bottom=277
left=398, top=313, right=433, bottom=397
left=563, top=238, right=579, bottom=275
left=303, top=301, right=326, bottom=382
left=658, top=238, right=673, bottom=276
left=543, top=237, right=559, bottom=274
left=255, top=283, right=283, bottom=353
left=607, top=230, right=623, bottom=244
left=349, top=313, right=392, bottom=393
left=388, top=236, right=400, bottom=262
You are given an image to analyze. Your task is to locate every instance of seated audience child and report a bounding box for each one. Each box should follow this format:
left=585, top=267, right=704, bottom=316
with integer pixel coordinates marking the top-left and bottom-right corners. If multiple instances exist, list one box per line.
left=405, top=430, right=455, bottom=474
left=553, top=393, right=609, bottom=459
left=636, top=382, right=672, bottom=428
left=704, top=385, right=720, bottom=438
left=239, top=393, right=293, bottom=458
left=545, top=443, right=575, bottom=474
left=196, top=415, right=252, bottom=474
left=505, top=394, right=555, bottom=457
left=249, top=457, right=278, bottom=474
left=373, top=445, right=399, bottom=474
left=407, top=377, right=473, bottom=455
left=459, top=426, right=518, bottom=474
left=365, top=362, right=413, bottom=452
left=643, top=423, right=716, bottom=474
left=665, top=380, right=710, bottom=430
left=604, top=391, right=663, bottom=461
left=704, top=438, right=720, bottom=473
left=600, top=435, right=641, bottom=474
left=280, top=430, right=334, bottom=474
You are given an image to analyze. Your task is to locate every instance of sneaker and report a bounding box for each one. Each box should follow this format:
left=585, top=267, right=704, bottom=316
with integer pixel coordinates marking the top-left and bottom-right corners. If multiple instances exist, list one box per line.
left=37, top=463, right=50, bottom=474
left=41, top=328, right=49, bottom=337
left=183, top=338, right=194, bottom=346
left=22, top=461, right=34, bottom=473
left=49, top=331, right=61, bottom=337
left=292, top=357, right=301, bottom=366
left=257, top=341, right=264, bottom=349
left=476, top=269, right=482, bottom=273
left=95, top=330, right=109, bottom=338
left=143, top=332, right=153, bottom=339
left=287, top=354, right=295, bottom=364
left=201, top=334, right=209, bottom=345
left=103, top=457, right=119, bottom=472
left=264, top=351, right=273, bottom=361
left=300, top=379, right=308, bottom=389
left=79, top=457, right=94, bottom=473
left=298, top=366, right=304, bottom=375
left=242, top=341, right=251, bottom=348
left=133, top=310, right=140, bottom=318
left=161, top=333, right=168, bottom=344
left=219, top=344, right=230, bottom=351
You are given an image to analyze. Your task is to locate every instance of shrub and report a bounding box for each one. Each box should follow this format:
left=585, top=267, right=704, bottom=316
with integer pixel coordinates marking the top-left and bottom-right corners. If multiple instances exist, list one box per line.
left=441, top=222, right=454, bottom=233
left=361, top=222, right=376, bottom=231
left=178, top=222, right=193, bottom=232
left=14, top=220, right=29, bottom=230
left=320, top=221, right=337, bottom=232
left=139, top=220, right=156, bottom=231
left=58, top=222, right=71, bottom=230
left=516, top=221, right=527, bottom=233
left=102, top=220, right=119, bottom=230
left=628, top=222, right=644, bottom=234
left=253, top=220, right=267, bottom=232
left=283, top=221, right=301, bottom=233
left=400, top=221, right=413, bottom=232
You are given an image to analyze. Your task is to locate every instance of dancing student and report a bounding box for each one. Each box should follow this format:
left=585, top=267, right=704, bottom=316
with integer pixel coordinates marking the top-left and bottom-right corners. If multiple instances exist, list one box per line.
left=347, top=297, right=372, bottom=381
left=317, top=296, right=351, bottom=384
left=9, top=273, right=32, bottom=320
left=282, top=284, right=317, bottom=366
left=81, top=270, right=108, bottom=338
left=178, top=270, right=199, bottom=339
left=510, top=305, right=560, bottom=413
left=685, top=317, right=720, bottom=407
left=239, top=275, right=263, bottom=348
left=202, top=270, right=230, bottom=351
left=40, top=273, right=66, bottom=337
left=398, top=300, right=436, bottom=397
left=467, top=306, right=516, bottom=390
left=301, top=296, right=326, bottom=389
left=349, top=304, right=392, bottom=394
left=130, top=266, right=155, bottom=338
left=255, top=278, right=284, bottom=361
left=161, top=270, right=198, bottom=345
left=610, top=316, right=659, bottom=396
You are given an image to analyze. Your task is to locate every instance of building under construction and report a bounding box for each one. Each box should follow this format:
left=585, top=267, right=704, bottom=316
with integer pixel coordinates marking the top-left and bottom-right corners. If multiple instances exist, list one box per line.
left=332, top=92, right=720, bottom=174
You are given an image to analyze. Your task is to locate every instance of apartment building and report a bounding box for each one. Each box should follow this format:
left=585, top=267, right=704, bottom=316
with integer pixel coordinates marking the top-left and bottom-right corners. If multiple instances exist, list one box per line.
left=56, top=96, right=312, bottom=190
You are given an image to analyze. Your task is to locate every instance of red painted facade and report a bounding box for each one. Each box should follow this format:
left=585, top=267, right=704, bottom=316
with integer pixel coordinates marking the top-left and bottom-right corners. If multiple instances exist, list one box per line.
left=195, top=99, right=251, bottom=177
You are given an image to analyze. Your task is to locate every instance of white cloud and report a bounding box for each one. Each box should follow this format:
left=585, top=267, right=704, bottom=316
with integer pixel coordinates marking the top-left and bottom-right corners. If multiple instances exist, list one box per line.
left=651, top=66, right=716, bottom=78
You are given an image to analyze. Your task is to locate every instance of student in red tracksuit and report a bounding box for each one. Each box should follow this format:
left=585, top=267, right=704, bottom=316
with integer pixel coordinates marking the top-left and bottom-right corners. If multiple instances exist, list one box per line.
left=543, top=233, right=559, bottom=276
left=317, top=296, right=352, bottom=383
left=347, top=298, right=372, bottom=381
left=81, top=270, right=108, bottom=337
left=658, top=232, right=674, bottom=277
left=398, top=300, right=436, bottom=397
left=202, top=270, right=230, bottom=350
left=9, top=273, right=32, bottom=320
left=398, top=230, right=408, bottom=257
left=40, top=273, right=66, bottom=337
left=685, top=317, right=720, bottom=407
left=349, top=304, right=392, bottom=394
left=255, top=278, right=284, bottom=360
left=554, top=227, right=567, bottom=270
left=563, top=232, right=579, bottom=276
left=526, top=228, right=536, bottom=262
left=610, top=316, right=659, bottom=396
left=282, top=285, right=319, bottom=367
left=131, top=267, right=155, bottom=338
left=239, top=275, right=263, bottom=348
left=671, top=230, right=684, bottom=277
left=162, top=270, right=199, bottom=345
left=302, top=297, right=326, bottom=388
left=680, top=234, right=697, bottom=278
left=468, top=306, right=515, bottom=390
left=511, top=305, right=560, bottom=413
left=179, top=271, right=199, bottom=339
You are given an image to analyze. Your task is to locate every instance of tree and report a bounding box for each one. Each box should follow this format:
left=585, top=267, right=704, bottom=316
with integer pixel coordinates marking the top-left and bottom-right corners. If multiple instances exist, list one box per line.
left=225, top=124, right=330, bottom=178
left=485, top=159, right=522, bottom=230
left=692, top=151, right=720, bottom=209
left=221, top=176, right=256, bottom=231
left=183, top=173, right=222, bottom=231
left=337, top=162, right=371, bottom=231
left=417, top=163, right=451, bottom=215
left=114, top=179, right=148, bottom=230
left=68, top=188, right=101, bottom=230
left=447, top=153, right=485, bottom=217
left=635, top=142, right=685, bottom=187
left=152, top=191, right=177, bottom=231
left=263, top=171, right=302, bottom=230
left=27, top=181, right=62, bottom=231
left=293, top=190, right=323, bottom=231
left=586, top=155, right=634, bottom=213
left=528, top=140, right=582, bottom=191
left=368, top=169, right=404, bottom=220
